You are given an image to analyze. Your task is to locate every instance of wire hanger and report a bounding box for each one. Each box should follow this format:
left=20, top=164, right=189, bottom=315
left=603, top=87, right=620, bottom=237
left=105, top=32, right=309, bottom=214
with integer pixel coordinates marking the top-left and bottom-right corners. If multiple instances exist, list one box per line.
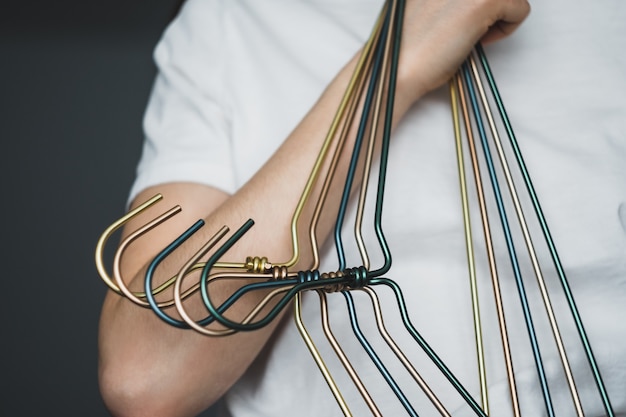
left=95, top=0, right=615, bottom=415
left=448, top=45, right=614, bottom=416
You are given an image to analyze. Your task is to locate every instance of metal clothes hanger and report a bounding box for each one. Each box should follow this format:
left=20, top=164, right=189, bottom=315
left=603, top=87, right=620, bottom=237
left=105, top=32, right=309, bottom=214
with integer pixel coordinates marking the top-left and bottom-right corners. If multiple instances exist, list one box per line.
left=95, top=0, right=615, bottom=414
left=195, top=3, right=486, bottom=414
left=449, top=46, right=615, bottom=416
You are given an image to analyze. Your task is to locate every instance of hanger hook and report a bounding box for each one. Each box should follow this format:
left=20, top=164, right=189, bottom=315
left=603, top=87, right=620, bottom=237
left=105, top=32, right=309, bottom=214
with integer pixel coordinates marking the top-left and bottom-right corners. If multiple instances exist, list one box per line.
left=95, top=194, right=176, bottom=295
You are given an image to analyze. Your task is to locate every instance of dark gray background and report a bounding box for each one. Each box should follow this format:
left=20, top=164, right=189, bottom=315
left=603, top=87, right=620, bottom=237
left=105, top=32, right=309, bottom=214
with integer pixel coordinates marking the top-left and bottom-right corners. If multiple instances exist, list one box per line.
left=1, top=1, right=216, bottom=415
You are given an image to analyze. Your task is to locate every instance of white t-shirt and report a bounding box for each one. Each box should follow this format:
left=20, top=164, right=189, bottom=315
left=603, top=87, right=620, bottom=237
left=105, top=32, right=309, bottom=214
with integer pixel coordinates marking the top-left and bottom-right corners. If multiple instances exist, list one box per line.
left=131, top=1, right=626, bottom=416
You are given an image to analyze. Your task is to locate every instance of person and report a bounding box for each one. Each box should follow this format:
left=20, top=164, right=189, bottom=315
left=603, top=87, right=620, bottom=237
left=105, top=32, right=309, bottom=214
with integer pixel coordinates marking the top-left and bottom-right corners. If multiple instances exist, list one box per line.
left=98, top=0, right=626, bottom=416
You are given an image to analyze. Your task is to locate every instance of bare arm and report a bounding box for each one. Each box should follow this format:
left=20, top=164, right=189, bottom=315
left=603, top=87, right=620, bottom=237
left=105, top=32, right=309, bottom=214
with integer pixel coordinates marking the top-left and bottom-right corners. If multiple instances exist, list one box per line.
left=98, top=1, right=530, bottom=416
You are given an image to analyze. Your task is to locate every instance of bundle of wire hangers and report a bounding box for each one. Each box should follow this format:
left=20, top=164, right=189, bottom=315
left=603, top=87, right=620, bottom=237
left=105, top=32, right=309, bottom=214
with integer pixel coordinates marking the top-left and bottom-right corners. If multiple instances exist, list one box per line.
left=96, top=0, right=615, bottom=415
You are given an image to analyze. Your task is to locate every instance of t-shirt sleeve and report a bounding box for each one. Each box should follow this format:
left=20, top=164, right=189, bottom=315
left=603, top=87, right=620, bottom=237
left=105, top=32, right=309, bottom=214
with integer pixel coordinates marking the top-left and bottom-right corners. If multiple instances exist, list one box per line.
left=128, top=0, right=235, bottom=205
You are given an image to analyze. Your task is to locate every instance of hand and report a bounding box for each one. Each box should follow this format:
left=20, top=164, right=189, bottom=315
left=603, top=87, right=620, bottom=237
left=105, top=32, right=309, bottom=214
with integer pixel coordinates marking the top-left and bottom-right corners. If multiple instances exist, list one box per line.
left=397, top=0, right=530, bottom=101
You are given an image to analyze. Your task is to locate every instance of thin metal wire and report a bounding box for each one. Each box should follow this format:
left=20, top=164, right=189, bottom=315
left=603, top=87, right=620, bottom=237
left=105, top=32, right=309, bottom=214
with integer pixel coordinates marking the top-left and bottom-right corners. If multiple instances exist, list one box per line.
left=334, top=2, right=396, bottom=270
left=292, top=3, right=445, bottom=415
left=295, top=4, right=437, bottom=413
left=368, top=0, right=403, bottom=278
left=467, top=54, right=584, bottom=416
left=318, top=290, right=383, bottom=416
left=353, top=0, right=395, bottom=273
left=343, top=290, right=418, bottom=417
left=361, top=287, right=450, bottom=416
left=450, top=80, right=489, bottom=413
left=282, top=3, right=389, bottom=270
left=308, top=13, right=382, bottom=271
left=173, top=227, right=287, bottom=336
left=367, top=277, right=487, bottom=417
left=144, top=220, right=206, bottom=329
left=335, top=3, right=449, bottom=415
left=334, top=3, right=485, bottom=412
left=475, top=44, right=615, bottom=417
left=95, top=193, right=169, bottom=295
left=144, top=221, right=222, bottom=328
left=455, top=72, right=522, bottom=417
left=288, top=30, right=387, bottom=414
left=294, top=292, right=353, bottom=416
left=461, top=62, right=556, bottom=416
left=97, top=192, right=249, bottom=309
left=113, top=203, right=185, bottom=306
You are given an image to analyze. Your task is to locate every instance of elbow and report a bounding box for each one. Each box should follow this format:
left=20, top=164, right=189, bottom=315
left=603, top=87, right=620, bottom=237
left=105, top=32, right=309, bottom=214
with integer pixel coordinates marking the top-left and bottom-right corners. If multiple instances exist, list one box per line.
left=99, top=358, right=220, bottom=417
left=99, top=361, right=179, bottom=417
left=99, top=363, right=152, bottom=417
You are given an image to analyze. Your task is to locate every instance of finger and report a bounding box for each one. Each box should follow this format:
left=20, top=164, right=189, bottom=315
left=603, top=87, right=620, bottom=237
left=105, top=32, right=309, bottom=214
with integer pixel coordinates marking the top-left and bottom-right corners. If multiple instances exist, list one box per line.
left=482, top=0, right=531, bottom=44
